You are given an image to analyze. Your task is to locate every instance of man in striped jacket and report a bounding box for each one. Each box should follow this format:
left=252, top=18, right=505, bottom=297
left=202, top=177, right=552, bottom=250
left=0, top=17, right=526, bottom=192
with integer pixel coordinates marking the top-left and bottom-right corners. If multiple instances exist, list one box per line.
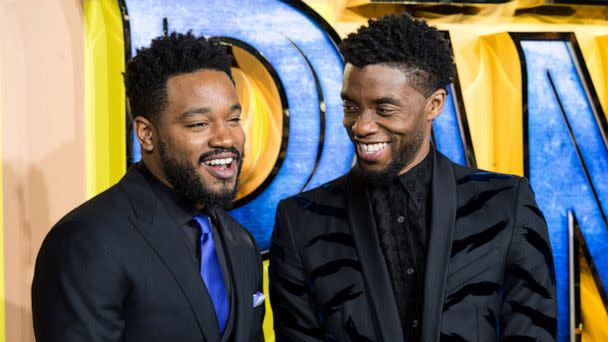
left=269, top=13, right=556, bottom=342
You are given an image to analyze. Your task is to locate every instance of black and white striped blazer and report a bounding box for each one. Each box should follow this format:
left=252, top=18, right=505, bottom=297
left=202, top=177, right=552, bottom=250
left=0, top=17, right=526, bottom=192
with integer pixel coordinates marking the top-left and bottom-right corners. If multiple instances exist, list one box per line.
left=269, top=150, right=556, bottom=342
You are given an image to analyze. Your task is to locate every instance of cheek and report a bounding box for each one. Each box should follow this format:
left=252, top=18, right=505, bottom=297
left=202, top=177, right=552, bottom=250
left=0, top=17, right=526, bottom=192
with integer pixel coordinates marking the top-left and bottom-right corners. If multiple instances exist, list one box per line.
left=377, top=118, right=409, bottom=137
left=343, top=117, right=355, bottom=133
left=238, top=126, right=246, bottom=143
left=232, top=127, right=246, bottom=150
left=385, top=113, right=422, bottom=134
left=173, top=136, right=206, bottom=161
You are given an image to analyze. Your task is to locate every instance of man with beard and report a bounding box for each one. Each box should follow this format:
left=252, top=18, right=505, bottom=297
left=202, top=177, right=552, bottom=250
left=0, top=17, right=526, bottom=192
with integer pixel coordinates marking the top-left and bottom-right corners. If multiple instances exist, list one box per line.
left=32, top=32, right=264, bottom=342
left=269, top=13, right=556, bottom=342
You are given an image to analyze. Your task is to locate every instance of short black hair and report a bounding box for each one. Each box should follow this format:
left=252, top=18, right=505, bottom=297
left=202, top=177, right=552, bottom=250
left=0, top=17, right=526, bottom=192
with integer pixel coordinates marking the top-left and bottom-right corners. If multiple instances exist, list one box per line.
left=124, top=32, right=232, bottom=122
left=339, top=13, right=454, bottom=96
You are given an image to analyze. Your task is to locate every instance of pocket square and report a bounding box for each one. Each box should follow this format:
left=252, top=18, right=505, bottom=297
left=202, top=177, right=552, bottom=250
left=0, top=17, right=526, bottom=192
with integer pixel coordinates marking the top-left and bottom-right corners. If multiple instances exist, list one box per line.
left=253, top=291, right=265, bottom=308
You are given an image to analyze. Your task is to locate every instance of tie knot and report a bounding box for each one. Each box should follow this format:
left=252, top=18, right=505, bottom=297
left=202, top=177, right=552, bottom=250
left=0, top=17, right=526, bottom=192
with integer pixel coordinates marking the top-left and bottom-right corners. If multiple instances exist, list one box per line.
left=193, top=214, right=212, bottom=236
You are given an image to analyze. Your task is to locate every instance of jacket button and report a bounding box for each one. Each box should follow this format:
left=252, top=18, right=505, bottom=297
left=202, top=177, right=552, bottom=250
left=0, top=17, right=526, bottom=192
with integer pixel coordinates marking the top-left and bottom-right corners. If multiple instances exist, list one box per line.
left=406, top=268, right=414, bottom=275
left=412, top=320, right=419, bottom=328
left=397, top=216, right=405, bottom=223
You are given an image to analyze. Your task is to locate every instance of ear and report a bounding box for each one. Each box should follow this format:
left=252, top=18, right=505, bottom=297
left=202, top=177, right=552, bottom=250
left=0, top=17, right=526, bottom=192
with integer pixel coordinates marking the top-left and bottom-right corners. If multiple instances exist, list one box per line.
left=134, top=116, right=156, bottom=153
left=425, top=88, right=447, bottom=121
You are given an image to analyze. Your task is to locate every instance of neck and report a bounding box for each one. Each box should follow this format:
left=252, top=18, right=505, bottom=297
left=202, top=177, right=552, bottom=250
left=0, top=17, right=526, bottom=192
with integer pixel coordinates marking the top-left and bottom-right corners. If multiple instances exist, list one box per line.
left=140, top=158, right=208, bottom=211
left=141, top=156, right=174, bottom=190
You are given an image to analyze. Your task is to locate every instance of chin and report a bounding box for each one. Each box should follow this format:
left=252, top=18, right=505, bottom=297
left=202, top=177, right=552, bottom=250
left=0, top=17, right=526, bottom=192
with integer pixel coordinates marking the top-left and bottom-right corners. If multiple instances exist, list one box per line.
left=355, top=160, right=402, bottom=187
left=210, top=175, right=239, bottom=191
left=359, top=161, right=389, bottom=173
left=215, top=184, right=237, bottom=195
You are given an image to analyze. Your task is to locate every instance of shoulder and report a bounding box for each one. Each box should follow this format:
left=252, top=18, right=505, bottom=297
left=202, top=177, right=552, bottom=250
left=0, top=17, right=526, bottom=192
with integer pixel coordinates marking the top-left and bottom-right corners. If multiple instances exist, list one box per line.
left=278, top=174, right=348, bottom=215
left=452, top=162, right=523, bottom=196
left=273, top=176, right=350, bottom=251
left=66, top=183, right=129, bottom=220
left=448, top=160, right=537, bottom=224
left=59, top=182, right=131, bottom=229
left=41, top=183, right=133, bottom=255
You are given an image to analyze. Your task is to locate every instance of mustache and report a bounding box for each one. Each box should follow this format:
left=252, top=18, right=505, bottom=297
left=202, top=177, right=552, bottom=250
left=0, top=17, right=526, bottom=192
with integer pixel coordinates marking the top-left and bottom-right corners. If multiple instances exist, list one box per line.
left=198, top=147, right=242, bottom=164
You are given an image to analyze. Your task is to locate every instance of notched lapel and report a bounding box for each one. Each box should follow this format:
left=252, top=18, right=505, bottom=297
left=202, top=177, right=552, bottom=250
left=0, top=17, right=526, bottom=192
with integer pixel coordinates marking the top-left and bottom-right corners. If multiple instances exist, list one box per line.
left=120, top=168, right=221, bottom=342
left=210, top=208, right=255, bottom=341
left=421, top=152, right=457, bottom=342
left=345, top=171, right=404, bottom=342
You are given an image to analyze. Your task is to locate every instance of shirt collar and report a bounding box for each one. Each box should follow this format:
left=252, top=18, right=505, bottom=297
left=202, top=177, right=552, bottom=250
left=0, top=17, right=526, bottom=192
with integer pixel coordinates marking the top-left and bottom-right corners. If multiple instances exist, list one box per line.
left=397, top=149, right=434, bottom=208
left=137, top=162, right=200, bottom=226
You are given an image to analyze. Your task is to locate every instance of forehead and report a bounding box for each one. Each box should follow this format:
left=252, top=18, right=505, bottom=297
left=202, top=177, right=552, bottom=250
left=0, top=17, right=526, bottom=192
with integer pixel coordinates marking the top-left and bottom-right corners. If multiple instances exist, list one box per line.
left=165, top=69, right=237, bottom=108
left=342, top=63, right=412, bottom=96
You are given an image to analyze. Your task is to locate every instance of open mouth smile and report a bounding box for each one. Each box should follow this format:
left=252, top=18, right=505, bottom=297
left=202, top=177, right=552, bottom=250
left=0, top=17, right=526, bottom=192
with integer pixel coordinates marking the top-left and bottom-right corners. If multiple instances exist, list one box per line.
left=201, top=155, right=238, bottom=179
left=357, top=142, right=389, bottom=162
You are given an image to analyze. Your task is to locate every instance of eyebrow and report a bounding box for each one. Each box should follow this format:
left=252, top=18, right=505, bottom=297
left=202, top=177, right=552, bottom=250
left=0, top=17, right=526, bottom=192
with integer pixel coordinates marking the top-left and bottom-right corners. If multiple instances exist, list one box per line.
left=180, top=103, right=242, bottom=118
left=340, top=94, right=401, bottom=106
left=340, top=93, right=354, bottom=102
left=231, top=103, right=242, bottom=112
left=371, top=96, right=401, bottom=106
left=181, top=107, right=211, bottom=117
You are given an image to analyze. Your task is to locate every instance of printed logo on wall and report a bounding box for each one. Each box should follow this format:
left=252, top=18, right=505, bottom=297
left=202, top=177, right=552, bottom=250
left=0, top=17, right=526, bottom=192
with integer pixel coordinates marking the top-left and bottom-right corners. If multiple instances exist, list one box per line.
left=511, top=33, right=608, bottom=339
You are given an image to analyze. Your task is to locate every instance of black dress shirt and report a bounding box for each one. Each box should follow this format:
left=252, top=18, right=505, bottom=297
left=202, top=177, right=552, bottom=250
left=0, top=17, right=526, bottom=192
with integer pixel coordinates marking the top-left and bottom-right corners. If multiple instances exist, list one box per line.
left=370, top=151, right=433, bottom=342
left=137, top=163, right=235, bottom=339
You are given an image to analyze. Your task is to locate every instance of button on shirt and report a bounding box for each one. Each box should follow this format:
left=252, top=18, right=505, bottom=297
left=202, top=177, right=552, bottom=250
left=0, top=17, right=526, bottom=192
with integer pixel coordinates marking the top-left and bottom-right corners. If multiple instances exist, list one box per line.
left=370, top=151, right=433, bottom=342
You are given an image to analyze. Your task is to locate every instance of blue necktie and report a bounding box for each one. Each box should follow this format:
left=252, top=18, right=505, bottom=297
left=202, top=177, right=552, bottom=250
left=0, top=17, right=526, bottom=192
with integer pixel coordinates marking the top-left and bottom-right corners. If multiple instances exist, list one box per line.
left=193, top=214, right=229, bottom=334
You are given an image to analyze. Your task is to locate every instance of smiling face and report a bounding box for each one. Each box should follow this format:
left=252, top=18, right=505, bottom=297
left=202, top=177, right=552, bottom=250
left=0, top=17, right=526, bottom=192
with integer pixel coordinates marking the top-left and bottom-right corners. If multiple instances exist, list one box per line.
left=135, top=69, right=245, bottom=209
left=341, top=63, right=446, bottom=186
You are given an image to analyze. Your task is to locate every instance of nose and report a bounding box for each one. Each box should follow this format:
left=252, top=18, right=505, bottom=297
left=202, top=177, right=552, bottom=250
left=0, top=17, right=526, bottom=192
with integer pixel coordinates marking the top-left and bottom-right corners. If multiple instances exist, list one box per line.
left=208, top=122, right=235, bottom=149
left=351, top=110, right=378, bottom=138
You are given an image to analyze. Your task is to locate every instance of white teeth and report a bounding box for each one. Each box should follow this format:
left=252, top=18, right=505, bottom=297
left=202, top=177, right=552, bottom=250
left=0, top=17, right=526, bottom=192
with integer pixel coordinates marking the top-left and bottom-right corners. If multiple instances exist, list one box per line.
left=360, top=142, right=388, bottom=153
left=204, top=157, right=234, bottom=166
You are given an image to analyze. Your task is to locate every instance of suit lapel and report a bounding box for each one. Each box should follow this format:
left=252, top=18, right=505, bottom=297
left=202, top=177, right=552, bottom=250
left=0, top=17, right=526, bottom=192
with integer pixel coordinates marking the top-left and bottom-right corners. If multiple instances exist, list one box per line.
left=119, top=168, right=221, bottom=342
left=210, top=208, right=253, bottom=342
left=345, top=172, right=404, bottom=342
left=421, top=152, right=457, bottom=342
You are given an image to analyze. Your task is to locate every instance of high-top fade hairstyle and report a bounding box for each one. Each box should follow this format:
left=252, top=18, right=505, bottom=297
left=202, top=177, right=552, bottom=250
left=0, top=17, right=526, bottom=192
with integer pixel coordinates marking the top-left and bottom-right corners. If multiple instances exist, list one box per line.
left=339, top=13, right=454, bottom=97
left=124, top=32, right=232, bottom=122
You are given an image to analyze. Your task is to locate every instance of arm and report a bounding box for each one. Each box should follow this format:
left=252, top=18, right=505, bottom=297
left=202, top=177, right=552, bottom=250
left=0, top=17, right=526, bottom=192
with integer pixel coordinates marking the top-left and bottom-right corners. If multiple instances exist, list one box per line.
left=32, top=220, right=127, bottom=342
left=500, top=178, right=557, bottom=341
left=269, top=200, right=324, bottom=341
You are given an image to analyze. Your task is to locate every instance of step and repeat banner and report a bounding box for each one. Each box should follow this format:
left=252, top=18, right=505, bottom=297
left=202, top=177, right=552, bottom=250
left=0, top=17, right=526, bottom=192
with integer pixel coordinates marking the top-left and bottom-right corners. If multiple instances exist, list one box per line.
left=84, top=1, right=608, bottom=340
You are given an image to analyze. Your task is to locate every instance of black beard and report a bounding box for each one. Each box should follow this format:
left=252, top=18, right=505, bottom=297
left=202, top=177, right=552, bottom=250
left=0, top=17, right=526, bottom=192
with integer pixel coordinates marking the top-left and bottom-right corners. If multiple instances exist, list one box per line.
left=356, top=128, right=425, bottom=188
left=158, top=140, right=243, bottom=210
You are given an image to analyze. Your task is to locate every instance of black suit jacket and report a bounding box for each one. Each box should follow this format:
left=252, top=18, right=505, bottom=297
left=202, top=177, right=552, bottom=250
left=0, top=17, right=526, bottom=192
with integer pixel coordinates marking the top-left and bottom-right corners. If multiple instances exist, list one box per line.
left=32, top=166, right=264, bottom=342
left=269, top=151, right=556, bottom=341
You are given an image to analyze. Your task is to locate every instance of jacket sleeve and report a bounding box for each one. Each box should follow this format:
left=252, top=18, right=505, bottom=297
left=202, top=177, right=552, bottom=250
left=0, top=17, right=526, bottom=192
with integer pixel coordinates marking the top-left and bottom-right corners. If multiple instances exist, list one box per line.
left=500, top=178, right=557, bottom=341
left=32, top=220, right=127, bottom=342
left=269, top=200, right=324, bottom=341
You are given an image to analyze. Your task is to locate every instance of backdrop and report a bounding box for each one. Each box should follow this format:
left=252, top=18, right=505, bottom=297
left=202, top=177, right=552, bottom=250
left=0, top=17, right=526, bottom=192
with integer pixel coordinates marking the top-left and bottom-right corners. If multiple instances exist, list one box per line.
left=1, top=0, right=608, bottom=341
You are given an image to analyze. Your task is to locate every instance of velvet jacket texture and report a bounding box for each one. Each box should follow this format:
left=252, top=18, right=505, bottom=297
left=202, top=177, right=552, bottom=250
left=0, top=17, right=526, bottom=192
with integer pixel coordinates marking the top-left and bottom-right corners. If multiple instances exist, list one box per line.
left=32, top=166, right=265, bottom=342
left=269, top=150, right=557, bottom=342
